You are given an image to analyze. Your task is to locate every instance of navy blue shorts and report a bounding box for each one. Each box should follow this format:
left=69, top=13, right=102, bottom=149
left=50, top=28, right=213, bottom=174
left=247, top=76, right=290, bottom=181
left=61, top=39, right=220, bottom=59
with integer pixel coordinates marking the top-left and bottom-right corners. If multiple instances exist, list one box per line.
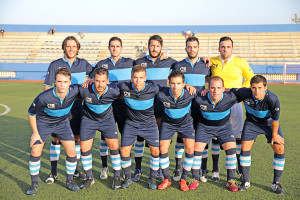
left=195, top=122, right=236, bottom=145
left=36, top=119, right=74, bottom=145
left=80, top=116, right=119, bottom=141
left=242, top=120, right=284, bottom=143
left=121, top=123, right=159, bottom=147
left=160, top=121, right=195, bottom=140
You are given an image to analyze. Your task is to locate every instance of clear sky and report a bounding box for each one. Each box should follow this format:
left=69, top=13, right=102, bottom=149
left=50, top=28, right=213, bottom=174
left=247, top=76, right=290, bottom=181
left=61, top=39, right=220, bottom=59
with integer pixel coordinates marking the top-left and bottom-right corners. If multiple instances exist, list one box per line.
left=0, top=0, right=299, bottom=25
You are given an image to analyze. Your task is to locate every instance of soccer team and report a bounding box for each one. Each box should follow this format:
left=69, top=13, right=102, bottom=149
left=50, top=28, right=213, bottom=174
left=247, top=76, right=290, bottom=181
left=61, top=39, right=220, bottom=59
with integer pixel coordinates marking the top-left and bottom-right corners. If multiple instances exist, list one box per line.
left=26, top=35, right=285, bottom=195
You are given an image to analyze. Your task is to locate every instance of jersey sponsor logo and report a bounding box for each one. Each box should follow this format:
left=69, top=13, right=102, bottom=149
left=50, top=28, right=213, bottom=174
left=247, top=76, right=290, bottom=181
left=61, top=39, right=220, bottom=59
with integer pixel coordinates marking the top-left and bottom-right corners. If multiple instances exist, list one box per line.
left=180, top=67, right=186, bottom=73
left=47, top=104, right=55, bottom=109
left=275, top=108, right=280, bottom=111
left=102, top=64, right=108, bottom=69
left=163, top=102, right=170, bottom=108
left=124, top=91, right=130, bottom=98
left=200, top=105, right=207, bottom=111
left=141, top=63, right=147, bottom=67
left=85, top=97, right=92, bottom=104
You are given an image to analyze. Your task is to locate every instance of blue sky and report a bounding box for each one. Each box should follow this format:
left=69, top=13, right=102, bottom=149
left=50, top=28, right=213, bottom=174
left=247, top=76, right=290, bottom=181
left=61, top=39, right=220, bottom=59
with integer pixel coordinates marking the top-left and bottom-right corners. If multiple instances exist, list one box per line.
left=0, top=0, right=299, bottom=25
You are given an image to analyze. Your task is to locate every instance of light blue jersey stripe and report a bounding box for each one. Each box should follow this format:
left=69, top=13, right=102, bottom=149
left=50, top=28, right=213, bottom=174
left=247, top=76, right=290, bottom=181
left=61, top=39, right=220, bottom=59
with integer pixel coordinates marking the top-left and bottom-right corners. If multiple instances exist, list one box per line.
left=124, top=97, right=154, bottom=110
left=109, top=68, right=132, bottom=82
left=85, top=102, right=111, bottom=114
left=201, top=109, right=230, bottom=120
left=44, top=102, right=74, bottom=117
left=244, top=103, right=271, bottom=118
left=164, top=102, right=191, bottom=119
left=146, top=68, right=170, bottom=80
left=185, top=74, right=206, bottom=86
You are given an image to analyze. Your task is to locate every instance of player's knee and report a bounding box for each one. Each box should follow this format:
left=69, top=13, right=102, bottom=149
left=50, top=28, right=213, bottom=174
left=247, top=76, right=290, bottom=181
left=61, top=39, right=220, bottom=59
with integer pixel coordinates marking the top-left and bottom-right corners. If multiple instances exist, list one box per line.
left=185, top=146, right=194, bottom=154
left=151, top=148, right=160, bottom=156
left=31, top=147, right=42, bottom=157
left=272, top=144, right=284, bottom=154
left=109, top=143, right=119, bottom=150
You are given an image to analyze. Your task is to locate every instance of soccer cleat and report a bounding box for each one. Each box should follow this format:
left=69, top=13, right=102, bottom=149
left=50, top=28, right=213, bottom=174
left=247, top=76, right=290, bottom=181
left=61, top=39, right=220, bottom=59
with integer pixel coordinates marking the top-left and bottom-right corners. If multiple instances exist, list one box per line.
left=179, top=179, right=189, bottom=191
left=148, top=178, right=157, bottom=189
left=158, top=179, right=172, bottom=190
left=272, top=182, right=285, bottom=195
left=226, top=180, right=239, bottom=192
left=74, top=170, right=87, bottom=180
left=239, top=181, right=250, bottom=191
left=26, top=183, right=39, bottom=195
left=66, top=180, right=80, bottom=192
left=173, top=169, right=182, bottom=181
left=156, top=168, right=164, bottom=180
left=132, top=169, right=142, bottom=182
left=121, top=178, right=133, bottom=189
left=99, top=167, right=108, bottom=179
left=80, top=177, right=95, bottom=189
left=112, top=177, right=122, bottom=190
left=200, top=170, right=208, bottom=183
left=211, top=171, right=220, bottom=181
left=188, top=179, right=199, bottom=190
left=45, top=173, right=58, bottom=184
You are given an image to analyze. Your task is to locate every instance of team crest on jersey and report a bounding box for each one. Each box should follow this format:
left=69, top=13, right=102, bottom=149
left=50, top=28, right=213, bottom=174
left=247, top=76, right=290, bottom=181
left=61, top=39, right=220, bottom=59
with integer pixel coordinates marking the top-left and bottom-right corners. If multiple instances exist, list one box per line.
left=212, top=64, right=218, bottom=68
left=163, top=102, right=170, bottom=108
left=47, top=104, right=55, bottom=109
left=85, top=97, right=92, bottom=104
left=180, top=67, right=186, bottom=72
left=102, top=64, right=108, bottom=69
left=124, top=91, right=130, bottom=97
left=141, top=63, right=147, bottom=67
left=275, top=108, right=280, bottom=111
left=200, top=105, right=207, bottom=111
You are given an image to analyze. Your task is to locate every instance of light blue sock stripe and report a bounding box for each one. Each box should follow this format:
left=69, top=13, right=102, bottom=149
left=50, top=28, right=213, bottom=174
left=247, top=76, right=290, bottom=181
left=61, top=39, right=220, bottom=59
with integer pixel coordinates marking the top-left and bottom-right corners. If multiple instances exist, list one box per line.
left=134, top=150, right=144, bottom=153
left=29, top=163, right=40, bottom=168
left=202, top=151, right=208, bottom=155
left=66, top=163, right=77, bottom=168
left=50, top=146, right=60, bottom=150
left=100, top=149, right=109, bottom=153
left=150, top=163, right=159, bottom=168
left=240, top=160, right=251, bottom=163
left=100, top=143, right=108, bottom=146
left=50, top=153, right=59, bottom=157
left=183, top=161, right=193, bottom=167
left=175, top=152, right=184, bottom=155
left=226, top=157, right=236, bottom=161
left=193, top=158, right=202, bottom=162
left=211, top=148, right=220, bottom=151
left=274, top=158, right=285, bottom=162
left=160, top=161, right=170, bottom=166
left=122, top=160, right=131, bottom=165
left=66, top=169, right=75, bottom=173
left=226, top=163, right=237, bottom=167
left=30, top=169, right=40, bottom=174
left=273, top=162, right=285, bottom=167
left=112, top=163, right=121, bottom=167
left=135, top=144, right=144, bottom=147
left=82, top=163, right=92, bottom=168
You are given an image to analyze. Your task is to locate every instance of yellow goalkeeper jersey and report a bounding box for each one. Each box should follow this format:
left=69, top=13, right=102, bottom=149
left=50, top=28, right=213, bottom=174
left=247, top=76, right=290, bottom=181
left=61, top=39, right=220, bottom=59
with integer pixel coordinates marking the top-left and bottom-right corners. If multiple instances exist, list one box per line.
left=210, top=55, right=254, bottom=88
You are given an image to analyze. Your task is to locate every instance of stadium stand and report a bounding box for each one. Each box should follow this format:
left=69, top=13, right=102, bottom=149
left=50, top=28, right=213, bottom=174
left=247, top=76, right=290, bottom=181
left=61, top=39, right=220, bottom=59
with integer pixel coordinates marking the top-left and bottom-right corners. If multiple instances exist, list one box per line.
left=0, top=25, right=299, bottom=81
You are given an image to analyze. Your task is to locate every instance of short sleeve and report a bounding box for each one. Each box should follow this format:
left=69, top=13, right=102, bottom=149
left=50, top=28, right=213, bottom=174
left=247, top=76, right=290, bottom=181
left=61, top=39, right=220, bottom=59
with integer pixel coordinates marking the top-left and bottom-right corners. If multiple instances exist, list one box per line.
left=28, top=95, right=44, bottom=116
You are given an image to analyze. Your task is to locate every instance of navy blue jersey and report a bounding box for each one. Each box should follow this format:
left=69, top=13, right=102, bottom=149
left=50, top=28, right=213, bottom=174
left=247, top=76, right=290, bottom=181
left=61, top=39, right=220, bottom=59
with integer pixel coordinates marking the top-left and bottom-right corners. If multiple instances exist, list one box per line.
left=134, top=56, right=177, bottom=87
left=118, top=80, right=160, bottom=127
left=44, top=57, right=93, bottom=86
left=171, top=58, right=210, bottom=91
left=28, top=85, right=80, bottom=124
left=230, top=88, right=280, bottom=123
left=156, top=87, right=195, bottom=125
left=79, top=84, right=120, bottom=121
left=193, top=92, right=238, bottom=126
left=92, top=57, right=134, bottom=83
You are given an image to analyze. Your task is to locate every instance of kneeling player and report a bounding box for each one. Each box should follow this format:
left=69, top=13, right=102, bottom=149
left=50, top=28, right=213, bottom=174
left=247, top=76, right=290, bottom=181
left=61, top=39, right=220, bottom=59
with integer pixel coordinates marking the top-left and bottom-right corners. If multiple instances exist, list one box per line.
left=27, top=67, right=81, bottom=195
left=231, top=75, right=285, bottom=194
left=193, top=76, right=240, bottom=192
left=156, top=70, right=196, bottom=191
left=78, top=68, right=121, bottom=190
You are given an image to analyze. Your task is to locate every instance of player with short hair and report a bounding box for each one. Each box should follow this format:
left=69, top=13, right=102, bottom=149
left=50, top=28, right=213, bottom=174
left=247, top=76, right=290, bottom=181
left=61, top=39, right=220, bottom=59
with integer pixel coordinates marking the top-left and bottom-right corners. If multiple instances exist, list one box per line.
left=171, top=36, right=210, bottom=181
left=78, top=67, right=121, bottom=190
left=133, top=34, right=177, bottom=181
left=118, top=65, right=161, bottom=189
left=156, top=69, right=196, bottom=191
left=27, top=67, right=81, bottom=195
left=200, top=36, right=254, bottom=182
left=44, top=36, right=92, bottom=183
left=230, top=75, right=285, bottom=194
left=92, top=37, right=134, bottom=180
left=193, top=76, right=240, bottom=192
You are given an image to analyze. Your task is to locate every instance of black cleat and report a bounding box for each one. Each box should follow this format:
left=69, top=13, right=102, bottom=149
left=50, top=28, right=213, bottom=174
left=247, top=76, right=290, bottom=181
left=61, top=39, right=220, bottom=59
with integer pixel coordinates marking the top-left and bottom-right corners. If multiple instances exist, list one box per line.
left=74, top=170, right=87, bottom=180
left=239, top=181, right=250, bottom=191
left=272, top=182, right=285, bottom=195
left=45, top=173, right=58, bottom=184
left=26, top=183, right=39, bottom=195
left=112, top=177, right=122, bottom=190
left=148, top=178, right=157, bottom=189
left=121, top=178, right=133, bottom=189
left=66, top=180, right=80, bottom=191
left=80, top=177, right=95, bottom=189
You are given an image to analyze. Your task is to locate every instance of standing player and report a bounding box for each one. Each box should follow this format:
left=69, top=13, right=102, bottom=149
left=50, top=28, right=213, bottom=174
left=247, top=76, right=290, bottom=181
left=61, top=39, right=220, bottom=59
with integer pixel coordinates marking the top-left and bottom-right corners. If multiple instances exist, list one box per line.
left=133, top=35, right=177, bottom=181
left=44, top=36, right=92, bottom=183
left=193, top=76, right=240, bottom=192
left=231, top=75, right=285, bottom=194
left=156, top=70, right=196, bottom=191
left=171, top=36, right=210, bottom=181
left=27, top=67, right=81, bottom=195
left=200, top=36, right=254, bottom=182
left=78, top=68, right=122, bottom=190
left=92, top=37, right=134, bottom=179
left=118, top=65, right=160, bottom=189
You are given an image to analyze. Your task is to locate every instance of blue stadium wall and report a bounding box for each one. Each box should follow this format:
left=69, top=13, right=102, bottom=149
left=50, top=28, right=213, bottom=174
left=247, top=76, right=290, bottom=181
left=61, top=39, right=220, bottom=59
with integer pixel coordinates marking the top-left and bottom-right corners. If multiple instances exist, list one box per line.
left=1, top=63, right=299, bottom=82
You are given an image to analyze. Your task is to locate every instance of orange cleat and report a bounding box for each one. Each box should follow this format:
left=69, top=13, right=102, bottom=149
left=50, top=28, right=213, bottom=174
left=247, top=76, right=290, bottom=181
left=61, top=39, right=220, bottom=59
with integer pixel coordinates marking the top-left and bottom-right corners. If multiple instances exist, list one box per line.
left=158, top=179, right=171, bottom=190
left=179, top=179, right=189, bottom=191
left=188, top=179, right=199, bottom=190
left=226, top=180, right=239, bottom=192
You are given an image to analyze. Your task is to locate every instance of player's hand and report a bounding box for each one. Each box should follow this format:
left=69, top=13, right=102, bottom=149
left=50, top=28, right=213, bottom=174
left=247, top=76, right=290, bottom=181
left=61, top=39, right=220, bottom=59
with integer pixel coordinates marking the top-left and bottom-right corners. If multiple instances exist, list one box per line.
left=160, top=52, right=168, bottom=60
left=201, top=88, right=209, bottom=96
left=201, top=57, right=211, bottom=67
left=271, top=134, right=284, bottom=145
left=82, top=79, right=93, bottom=88
left=185, top=84, right=196, bottom=95
left=30, top=133, right=43, bottom=147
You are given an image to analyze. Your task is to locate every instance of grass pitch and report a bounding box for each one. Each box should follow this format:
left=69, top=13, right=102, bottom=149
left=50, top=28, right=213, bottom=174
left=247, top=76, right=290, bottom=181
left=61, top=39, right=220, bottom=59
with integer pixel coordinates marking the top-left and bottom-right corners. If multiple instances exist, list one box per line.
left=0, top=82, right=299, bottom=199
